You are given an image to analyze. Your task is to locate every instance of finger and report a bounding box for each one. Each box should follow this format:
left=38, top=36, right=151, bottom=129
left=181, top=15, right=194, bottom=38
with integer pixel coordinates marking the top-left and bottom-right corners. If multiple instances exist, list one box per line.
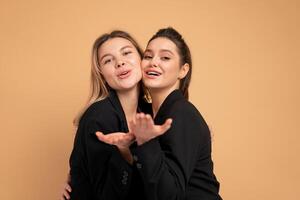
left=147, top=114, right=154, bottom=125
left=140, top=113, right=147, bottom=129
left=136, top=113, right=141, bottom=121
left=160, top=118, right=173, bottom=133
left=112, top=135, right=129, bottom=147
left=108, top=138, right=116, bottom=145
left=96, top=132, right=114, bottom=144
left=113, top=134, right=125, bottom=144
left=135, top=113, right=142, bottom=129
left=134, top=114, right=139, bottom=125
left=65, top=184, right=72, bottom=192
left=95, top=131, right=104, bottom=140
left=97, top=132, right=116, bottom=142
left=164, top=118, right=173, bottom=127
left=113, top=135, right=123, bottom=144
left=165, top=118, right=173, bottom=125
left=145, top=114, right=154, bottom=127
left=63, top=190, right=70, bottom=199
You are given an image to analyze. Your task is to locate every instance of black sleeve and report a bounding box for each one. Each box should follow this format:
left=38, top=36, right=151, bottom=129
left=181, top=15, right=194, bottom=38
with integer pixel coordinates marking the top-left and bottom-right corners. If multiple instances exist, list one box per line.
left=69, top=121, right=93, bottom=200
left=69, top=117, right=133, bottom=200
left=130, top=105, right=218, bottom=200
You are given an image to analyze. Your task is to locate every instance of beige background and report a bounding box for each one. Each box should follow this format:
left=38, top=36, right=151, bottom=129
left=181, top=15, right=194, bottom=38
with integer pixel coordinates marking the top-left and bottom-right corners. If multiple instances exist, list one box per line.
left=0, top=0, right=299, bottom=199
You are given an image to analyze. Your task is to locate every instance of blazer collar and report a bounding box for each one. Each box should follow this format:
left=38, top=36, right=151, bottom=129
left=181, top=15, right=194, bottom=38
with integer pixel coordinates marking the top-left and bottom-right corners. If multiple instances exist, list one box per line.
left=107, top=89, right=128, bottom=131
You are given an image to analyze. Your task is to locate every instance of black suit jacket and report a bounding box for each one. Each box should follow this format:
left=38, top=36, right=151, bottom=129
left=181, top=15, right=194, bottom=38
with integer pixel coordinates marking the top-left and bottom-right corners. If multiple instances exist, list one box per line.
left=69, top=90, right=148, bottom=200
left=130, top=89, right=222, bottom=200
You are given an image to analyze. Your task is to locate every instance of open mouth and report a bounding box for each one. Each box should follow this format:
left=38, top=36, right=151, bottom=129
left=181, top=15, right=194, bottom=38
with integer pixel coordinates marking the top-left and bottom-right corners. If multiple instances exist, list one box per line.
left=145, top=71, right=162, bottom=77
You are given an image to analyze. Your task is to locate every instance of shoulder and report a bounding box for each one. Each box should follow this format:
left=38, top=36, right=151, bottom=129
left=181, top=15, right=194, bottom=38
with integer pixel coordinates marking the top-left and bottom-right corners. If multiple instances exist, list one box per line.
left=75, top=97, right=124, bottom=137
left=79, top=98, right=117, bottom=127
left=170, top=99, right=210, bottom=137
left=171, top=99, right=203, bottom=121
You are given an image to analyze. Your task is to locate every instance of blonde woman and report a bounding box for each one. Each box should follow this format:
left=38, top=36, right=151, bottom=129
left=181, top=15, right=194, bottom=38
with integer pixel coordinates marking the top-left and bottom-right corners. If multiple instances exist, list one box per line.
left=63, top=31, right=171, bottom=200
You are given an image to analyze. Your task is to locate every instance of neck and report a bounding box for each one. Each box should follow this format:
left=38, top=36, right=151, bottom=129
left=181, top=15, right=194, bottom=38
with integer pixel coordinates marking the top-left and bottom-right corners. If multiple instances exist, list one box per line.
left=117, top=85, right=140, bottom=125
left=149, top=86, right=178, bottom=118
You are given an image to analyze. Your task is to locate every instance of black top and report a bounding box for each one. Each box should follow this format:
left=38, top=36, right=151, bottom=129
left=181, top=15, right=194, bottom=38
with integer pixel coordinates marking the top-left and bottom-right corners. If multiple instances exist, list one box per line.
left=69, top=90, right=148, bottom=200
left=130, top=89, right=222, bottom=200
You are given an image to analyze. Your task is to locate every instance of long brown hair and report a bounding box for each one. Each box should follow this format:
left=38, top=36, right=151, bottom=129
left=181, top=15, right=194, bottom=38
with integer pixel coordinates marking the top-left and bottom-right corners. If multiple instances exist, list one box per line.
left=148, top=27, right=192, bottom=99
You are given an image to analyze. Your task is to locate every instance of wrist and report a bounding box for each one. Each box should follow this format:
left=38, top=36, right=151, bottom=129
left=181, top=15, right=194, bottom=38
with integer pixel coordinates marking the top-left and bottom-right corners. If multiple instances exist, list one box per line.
left=118, top=147, right=133, bottom=164
left=136, top=138, right=147, bottom=146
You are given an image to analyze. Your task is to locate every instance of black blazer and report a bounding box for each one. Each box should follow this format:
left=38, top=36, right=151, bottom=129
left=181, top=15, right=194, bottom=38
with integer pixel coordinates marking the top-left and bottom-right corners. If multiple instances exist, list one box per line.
left=69, top=90, right=148, bottom=200
left=130, top=89, right=222, bottom=200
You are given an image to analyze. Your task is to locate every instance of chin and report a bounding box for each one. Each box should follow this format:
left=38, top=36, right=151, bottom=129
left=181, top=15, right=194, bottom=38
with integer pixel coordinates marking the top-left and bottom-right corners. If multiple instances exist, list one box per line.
left=143, top=84, right=162, bottom=90
left=143, top=80, right=160, bottom=88
left=120, top=82, right=139, bottom=90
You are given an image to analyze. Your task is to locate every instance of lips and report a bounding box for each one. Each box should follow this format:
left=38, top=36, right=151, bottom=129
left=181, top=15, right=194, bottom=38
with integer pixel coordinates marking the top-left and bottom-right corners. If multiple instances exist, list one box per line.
left=144, top=69, right=162, bottom=78
left=117, top=70, right=131, bottom=79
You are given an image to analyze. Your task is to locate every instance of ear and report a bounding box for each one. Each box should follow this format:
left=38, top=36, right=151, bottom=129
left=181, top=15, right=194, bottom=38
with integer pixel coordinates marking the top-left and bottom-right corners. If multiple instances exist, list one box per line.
left=178, top=63, right=190, bottom=79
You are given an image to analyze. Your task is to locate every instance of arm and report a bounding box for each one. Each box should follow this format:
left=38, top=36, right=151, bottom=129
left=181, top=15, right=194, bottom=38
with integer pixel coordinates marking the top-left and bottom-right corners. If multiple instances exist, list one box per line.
left=130, top=107, right=214, bottom=200
left=69, top=117, right=134, bottom=200
left=69, top=120, right=93, bottom=200
left=96, top=131, right=135, bottom=164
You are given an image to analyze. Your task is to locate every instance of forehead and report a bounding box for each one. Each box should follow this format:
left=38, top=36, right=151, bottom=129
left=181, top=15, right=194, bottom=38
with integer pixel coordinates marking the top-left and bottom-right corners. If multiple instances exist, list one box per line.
left=146, top=37, right=177, bottom=52
left=98, top=37, right=134, bottom=55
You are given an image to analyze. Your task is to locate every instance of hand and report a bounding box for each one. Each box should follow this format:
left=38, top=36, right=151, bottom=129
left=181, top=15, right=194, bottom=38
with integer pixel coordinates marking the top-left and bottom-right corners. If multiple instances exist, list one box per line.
left=129, top=113, right=172, bottom=145
left=96, top=131, right=136, bottom=164
left=96, top=131, right=135, bottom=149
left=60, top=174, right=71, bottom=200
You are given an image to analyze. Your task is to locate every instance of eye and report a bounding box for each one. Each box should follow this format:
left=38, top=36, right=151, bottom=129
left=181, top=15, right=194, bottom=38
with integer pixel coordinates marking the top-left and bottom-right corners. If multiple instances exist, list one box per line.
left=103, top=59, right=112, bottom=65
left=123, top=51, right=132, bottom=56
left=143, top=55, right=152, bottom=60
left=161, top=56, right=170, bottom=61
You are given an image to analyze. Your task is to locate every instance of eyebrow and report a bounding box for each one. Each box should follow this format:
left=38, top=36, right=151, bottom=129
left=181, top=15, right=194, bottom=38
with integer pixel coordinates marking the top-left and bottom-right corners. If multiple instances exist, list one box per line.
left=144, top=49, right=174, bottom=55
left=99, top=45, right=134, bottom=62
left=120, top=45, right=133, bottom=51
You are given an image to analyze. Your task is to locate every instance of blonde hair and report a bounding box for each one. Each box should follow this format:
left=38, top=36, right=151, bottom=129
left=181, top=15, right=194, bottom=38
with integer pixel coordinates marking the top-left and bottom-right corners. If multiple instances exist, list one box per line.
left=73, top=30, right=144, bottom=126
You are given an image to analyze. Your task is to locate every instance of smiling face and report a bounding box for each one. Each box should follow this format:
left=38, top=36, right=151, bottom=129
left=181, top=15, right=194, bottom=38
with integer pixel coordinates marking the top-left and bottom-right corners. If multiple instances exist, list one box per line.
left=142, top=37, right=189, bottom=92
left=98, top=37, right=142, bottom=91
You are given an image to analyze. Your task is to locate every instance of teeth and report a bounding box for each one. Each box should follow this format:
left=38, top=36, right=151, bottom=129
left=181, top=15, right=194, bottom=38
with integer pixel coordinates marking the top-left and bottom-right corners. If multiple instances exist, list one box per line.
left=147, top=71, right=160, bottom=76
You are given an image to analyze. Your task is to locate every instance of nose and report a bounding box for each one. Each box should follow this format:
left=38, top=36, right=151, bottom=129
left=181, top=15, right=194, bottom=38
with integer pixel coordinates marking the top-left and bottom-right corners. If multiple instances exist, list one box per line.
left=150, top=56, right=159, bottom=68
left=116, top=60, right=125, bottom=68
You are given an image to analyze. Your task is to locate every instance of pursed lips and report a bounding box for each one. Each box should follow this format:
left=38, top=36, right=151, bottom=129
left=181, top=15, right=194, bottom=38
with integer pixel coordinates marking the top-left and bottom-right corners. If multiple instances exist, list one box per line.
left=117, top=69, right=132, bottom=79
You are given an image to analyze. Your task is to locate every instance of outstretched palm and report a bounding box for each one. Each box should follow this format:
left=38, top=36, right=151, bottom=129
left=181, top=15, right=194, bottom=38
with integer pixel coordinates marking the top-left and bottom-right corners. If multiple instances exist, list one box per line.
left=96, top=131, right=135, bottom=149
left=129, top=113, right=172, bottom=145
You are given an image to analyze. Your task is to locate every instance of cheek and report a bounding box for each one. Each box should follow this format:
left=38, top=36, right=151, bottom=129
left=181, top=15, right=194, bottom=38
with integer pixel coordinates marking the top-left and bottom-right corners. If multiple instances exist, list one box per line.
left=165, top=63, right=181, bottom=78
left=101, top=68, right=114, bottom=80
left=129, top=57, right=142, bottom=69
left=141, top=60, right=148, bottom=69
left=129, top=54, right=141, bottom=63
left=134, top=66, right=142, bottom=79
